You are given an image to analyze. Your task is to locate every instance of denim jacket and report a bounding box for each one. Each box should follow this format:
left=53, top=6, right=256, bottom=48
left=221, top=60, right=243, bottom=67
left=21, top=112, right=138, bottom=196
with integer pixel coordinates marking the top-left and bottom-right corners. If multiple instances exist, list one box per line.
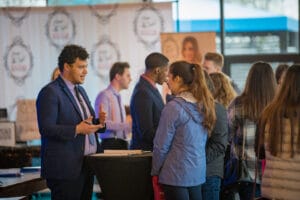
left=152, top=94, right=208, bottom=187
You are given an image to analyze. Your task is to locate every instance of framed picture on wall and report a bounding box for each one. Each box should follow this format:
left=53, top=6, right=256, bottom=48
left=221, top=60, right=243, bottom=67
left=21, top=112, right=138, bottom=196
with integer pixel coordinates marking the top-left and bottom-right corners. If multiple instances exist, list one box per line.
left=0, top=121, right=16, bottom=146
left=160, top=32, right=216, bottom=65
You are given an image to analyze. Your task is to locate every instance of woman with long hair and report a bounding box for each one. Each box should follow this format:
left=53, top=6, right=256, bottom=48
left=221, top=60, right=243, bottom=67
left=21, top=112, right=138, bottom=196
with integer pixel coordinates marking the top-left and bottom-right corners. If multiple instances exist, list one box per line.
left=225, top=61, right=276, bottom=200
left=152, top=61, right=216, bottom=200
left=209, top=72, right=237, bottom=108
left=257, top=64, right=300, bottom=200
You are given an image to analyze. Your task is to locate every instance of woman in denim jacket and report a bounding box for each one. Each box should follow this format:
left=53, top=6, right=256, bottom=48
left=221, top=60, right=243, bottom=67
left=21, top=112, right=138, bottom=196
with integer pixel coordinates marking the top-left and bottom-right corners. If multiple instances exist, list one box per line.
left=151, top=61, right=216, bottom=200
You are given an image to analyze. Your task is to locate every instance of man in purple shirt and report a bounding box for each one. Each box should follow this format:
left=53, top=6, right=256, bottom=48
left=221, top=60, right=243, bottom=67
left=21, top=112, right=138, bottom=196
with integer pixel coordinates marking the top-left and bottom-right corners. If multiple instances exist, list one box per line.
left=95, top=62, right=132, bottom=149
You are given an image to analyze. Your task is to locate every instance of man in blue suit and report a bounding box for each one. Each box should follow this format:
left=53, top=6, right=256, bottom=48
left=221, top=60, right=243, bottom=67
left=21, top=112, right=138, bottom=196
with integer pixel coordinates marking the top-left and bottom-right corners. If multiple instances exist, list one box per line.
left=130, top=52, right=169, bottom=151
left=36, top=44, right=106, bottom=200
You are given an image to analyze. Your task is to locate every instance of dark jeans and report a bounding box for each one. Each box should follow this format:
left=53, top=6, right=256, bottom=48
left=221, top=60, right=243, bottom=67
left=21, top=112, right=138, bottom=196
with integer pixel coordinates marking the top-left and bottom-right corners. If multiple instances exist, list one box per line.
left=222, top=182, right=261, bottom=200
left=162, top=184, right=202, bottom=200
left=202, top=176, right=221, bottom=200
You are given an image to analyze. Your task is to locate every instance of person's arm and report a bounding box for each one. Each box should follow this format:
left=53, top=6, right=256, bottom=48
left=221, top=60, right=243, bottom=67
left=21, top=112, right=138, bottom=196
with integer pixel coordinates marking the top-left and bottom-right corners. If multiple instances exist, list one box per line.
left=37, top=86, right=104, bottom=141
left=255, top=118, right=265, bottom=159
left=227, top=98, right=239, bottom=144
left=151, top=102, right=180, bottom=176
left=206, top=103, right=228, bottom=163
left=94, top=92, right=130, bottom=133
left=36, top=86, right=77, bottom=141
left=132, top=90, right=156, bottom=149
left=36, top=87, right=76, bottom=141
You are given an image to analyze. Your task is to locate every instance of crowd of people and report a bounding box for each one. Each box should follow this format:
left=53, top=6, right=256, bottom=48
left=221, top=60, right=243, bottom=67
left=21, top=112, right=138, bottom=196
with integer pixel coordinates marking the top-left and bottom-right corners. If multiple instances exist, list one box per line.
left=38, top=44, right=300, bottom=200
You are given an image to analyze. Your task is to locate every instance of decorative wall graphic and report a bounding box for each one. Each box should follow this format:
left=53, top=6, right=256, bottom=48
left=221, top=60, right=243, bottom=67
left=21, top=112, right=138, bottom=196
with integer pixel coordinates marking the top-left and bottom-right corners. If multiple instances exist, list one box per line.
left=2, top=7, right=31, bottom=27
left=161, top=36, right=179, bottom=63
left=133, top=4, right=164, bottom=49
left=45, top=8, right=76, bottom=50
left=0, top=3, right=173, bottom=119
left=4, top=37, right=33, bottom=86
left=89, top=4, right=118, bottom=24
left=91, top=35, right=120, bottom=80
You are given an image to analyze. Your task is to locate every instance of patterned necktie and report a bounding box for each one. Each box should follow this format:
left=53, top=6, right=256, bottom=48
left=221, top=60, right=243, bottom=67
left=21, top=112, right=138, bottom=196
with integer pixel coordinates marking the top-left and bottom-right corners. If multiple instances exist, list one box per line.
left=74, top=85, right=95, bottom=145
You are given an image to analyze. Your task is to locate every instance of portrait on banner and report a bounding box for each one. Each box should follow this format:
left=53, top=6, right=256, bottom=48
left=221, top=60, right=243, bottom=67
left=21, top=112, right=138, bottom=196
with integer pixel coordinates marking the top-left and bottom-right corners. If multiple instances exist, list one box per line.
left=160, top=32, right=216, bottom=65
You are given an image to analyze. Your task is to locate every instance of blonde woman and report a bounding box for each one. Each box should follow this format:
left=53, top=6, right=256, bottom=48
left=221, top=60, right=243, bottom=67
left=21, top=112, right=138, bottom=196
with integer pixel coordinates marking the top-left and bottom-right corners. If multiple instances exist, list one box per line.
left=209, top=72, right=237, bottom=108
left=51, top=67, right=60, bottom=81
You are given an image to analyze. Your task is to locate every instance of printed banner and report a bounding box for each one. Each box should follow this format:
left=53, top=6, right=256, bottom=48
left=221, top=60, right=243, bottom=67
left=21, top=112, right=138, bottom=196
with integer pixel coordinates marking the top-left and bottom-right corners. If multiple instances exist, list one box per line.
left=0, top=3, right=173, bottom=123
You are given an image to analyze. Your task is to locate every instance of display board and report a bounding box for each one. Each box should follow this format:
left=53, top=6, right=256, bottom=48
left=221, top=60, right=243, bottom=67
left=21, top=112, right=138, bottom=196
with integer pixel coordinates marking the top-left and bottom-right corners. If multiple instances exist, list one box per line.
left=0, top=2, right=173, bottom=121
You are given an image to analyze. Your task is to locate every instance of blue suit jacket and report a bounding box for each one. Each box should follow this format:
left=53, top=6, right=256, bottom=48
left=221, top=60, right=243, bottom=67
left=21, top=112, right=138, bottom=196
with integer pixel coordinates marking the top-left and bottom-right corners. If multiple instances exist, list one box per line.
left=130, top=76, right=164, bottom=151
left=36, top=76, right=103, bottom=180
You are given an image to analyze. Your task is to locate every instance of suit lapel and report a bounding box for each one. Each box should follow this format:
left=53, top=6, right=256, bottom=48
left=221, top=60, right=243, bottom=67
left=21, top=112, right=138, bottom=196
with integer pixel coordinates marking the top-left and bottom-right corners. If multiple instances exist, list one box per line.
left=140, top=77, right=164, bottom=107
left=78, top=86, right=95, bottom=117
left=57, top=77, right=83, bottom=119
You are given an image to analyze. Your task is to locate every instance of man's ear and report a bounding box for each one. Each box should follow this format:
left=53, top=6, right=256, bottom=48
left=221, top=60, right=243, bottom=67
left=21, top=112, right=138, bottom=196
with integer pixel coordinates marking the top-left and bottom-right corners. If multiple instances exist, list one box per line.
left=155, top=67, right=160, bottom=74
left=174, top=76, right=181, bottom=83
left=64, top=63, right=70, bottom=72
left=115, top=73, right=121, bottom=81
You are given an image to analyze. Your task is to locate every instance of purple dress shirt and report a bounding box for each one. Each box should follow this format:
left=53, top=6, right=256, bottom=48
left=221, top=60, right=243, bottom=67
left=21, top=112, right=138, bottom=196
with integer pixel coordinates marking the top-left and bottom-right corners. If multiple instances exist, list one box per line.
left=61, top=76, right=97, bottom=155
left=94, top=85, right=131, bottom=139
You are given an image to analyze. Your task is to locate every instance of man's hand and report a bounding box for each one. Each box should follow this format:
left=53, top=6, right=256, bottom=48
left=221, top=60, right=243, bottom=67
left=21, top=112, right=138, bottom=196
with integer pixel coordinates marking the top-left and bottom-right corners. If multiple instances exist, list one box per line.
left=98, top=104, right=106, bottom=125
left=76, top=116, right=104, bottom=135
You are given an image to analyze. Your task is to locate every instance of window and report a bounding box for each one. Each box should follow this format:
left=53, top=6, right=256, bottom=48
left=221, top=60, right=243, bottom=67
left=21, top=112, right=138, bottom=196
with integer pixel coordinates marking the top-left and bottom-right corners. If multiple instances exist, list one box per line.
left=224, top=0, right=299, bottom=54
left=0, top=0, right=46, bottom=7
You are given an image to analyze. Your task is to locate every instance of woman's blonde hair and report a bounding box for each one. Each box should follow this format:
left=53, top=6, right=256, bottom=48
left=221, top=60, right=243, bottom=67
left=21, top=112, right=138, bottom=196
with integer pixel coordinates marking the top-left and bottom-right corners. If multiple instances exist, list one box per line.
left=209, top=72, right=237, bottom=108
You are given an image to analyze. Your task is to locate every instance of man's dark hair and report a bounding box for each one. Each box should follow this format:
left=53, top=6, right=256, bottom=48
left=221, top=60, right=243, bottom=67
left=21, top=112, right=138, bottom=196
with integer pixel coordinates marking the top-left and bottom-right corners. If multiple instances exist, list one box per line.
left=58, top=44, right=89, bottom=72
left=109, top=62, right=130, bottom=82
left=145, top=52, right=169, bottom=71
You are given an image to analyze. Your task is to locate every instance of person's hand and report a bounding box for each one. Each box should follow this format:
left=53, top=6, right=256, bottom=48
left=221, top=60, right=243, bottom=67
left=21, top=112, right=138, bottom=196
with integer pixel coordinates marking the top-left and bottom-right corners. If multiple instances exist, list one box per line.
left=162, top=82, right=171, bottom=95
left=76, top=116, right=104, bottom=135
left=98, top=104, right=106, bottom=125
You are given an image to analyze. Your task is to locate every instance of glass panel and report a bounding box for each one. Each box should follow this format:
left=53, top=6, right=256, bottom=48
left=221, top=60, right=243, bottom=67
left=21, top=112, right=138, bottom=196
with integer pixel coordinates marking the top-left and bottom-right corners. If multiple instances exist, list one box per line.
left=0, top=0, right=46, bottom=7
left=224, top=0, right=299, bottom=54
left=47, top=0, right=143, bottom=6
left=230, top=61, right=293, bottom=91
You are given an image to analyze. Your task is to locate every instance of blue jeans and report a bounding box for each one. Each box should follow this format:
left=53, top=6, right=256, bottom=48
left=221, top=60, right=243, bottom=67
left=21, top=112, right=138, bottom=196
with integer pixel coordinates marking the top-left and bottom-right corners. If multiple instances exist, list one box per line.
left=202, top=176, right=221, bottom=200
left=162, top=184, right=202, bottom=200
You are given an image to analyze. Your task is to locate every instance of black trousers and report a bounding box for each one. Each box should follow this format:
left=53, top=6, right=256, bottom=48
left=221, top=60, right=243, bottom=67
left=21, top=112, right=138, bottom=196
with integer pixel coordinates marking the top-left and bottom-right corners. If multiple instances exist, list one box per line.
left=46, top=160, right=94, bottom=200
